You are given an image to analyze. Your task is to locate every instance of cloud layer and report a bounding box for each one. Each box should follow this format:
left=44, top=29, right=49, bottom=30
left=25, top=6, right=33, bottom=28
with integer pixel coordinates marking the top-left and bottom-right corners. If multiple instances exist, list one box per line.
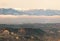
left=0, top=15, right=60, bottom=24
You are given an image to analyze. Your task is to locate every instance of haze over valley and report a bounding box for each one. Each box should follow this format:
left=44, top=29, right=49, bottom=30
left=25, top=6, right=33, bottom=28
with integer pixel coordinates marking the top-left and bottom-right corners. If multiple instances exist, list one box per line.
left=0, top=8, right=59, bottom=24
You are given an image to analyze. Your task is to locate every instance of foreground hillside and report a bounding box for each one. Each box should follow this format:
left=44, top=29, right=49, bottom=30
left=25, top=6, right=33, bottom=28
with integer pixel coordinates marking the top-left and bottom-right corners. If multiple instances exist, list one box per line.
left=0, top=23, right=60, bottom=41
left=0, top=28, right=46, bottom=41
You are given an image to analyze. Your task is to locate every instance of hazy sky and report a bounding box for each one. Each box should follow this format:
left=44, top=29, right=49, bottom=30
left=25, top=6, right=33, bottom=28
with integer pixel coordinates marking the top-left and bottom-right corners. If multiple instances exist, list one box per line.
left=0, top=0, right=60, bottom=10
left=0, top=0, right=60, bottom=24
left=0, top=15, right=60, bottom=24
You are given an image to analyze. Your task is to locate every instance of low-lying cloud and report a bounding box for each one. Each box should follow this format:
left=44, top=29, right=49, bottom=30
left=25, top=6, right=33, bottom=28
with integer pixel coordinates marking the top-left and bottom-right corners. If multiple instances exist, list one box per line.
left=0, top=15, right=60, bottom=24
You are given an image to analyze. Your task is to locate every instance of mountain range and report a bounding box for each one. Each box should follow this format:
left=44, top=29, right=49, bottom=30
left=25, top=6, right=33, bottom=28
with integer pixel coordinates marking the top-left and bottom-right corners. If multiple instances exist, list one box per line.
left=0, top=8, right=60, bottom=16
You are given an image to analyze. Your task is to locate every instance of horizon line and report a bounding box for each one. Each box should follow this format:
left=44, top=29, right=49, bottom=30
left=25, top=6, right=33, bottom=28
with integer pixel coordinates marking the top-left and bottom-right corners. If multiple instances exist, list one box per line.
left=0, top=8, right=60, bottom=11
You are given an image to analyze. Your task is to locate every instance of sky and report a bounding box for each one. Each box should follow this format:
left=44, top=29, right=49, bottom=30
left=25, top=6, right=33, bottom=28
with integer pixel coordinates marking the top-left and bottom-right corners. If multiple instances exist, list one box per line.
left=0, top=0, right=60, bottom=24
left=0, top=0, right=60, bottom=10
